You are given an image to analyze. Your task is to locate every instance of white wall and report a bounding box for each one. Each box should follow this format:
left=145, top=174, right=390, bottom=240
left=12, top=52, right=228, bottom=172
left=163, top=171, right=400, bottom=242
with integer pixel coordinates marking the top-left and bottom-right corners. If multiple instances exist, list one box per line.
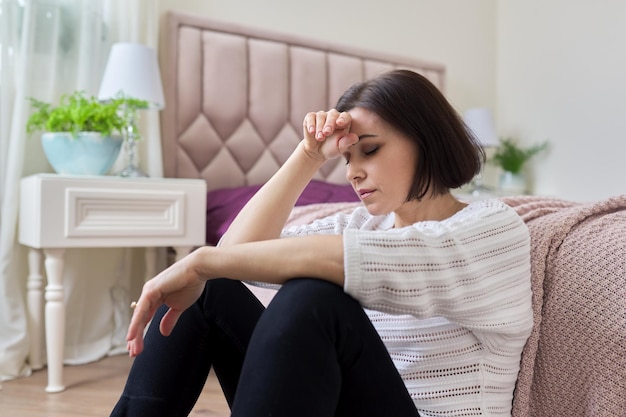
left=497, top=1, right=626, bottom=201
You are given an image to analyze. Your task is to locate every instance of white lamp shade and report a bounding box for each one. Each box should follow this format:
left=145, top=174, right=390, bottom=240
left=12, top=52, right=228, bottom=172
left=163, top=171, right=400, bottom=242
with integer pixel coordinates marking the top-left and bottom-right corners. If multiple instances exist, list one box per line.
left=463, top=108, right=498, bottom=148
left=98, top=43, right=165, bottom=109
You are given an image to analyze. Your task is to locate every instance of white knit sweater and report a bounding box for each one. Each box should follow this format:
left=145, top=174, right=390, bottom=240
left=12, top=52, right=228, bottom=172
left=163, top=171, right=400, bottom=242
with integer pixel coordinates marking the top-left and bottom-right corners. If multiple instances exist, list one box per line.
left=281, top=199, right=533, bottom=417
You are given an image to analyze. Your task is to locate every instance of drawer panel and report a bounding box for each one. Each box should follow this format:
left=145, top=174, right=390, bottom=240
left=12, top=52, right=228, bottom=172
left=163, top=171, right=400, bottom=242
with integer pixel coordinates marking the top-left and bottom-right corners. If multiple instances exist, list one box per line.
left=66, top=188, right=186, bottom=237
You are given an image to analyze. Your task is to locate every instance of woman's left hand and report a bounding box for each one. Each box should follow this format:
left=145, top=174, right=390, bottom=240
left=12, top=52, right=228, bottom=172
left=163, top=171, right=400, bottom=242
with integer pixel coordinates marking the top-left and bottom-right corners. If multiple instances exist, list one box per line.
left=126, top=249, right=209, bottom=357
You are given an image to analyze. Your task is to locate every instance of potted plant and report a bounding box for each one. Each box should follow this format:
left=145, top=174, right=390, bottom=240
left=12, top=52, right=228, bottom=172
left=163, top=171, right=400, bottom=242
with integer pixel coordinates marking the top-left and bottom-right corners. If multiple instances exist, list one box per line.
left=26, top=91, right=147, bottom=175
left=490, top=137, right=548, bottom=194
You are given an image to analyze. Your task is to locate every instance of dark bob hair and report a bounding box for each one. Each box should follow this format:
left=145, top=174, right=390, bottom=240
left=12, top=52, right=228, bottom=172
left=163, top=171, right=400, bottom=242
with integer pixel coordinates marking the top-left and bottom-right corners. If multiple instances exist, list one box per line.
left=335, top=69, right=485, bottom=200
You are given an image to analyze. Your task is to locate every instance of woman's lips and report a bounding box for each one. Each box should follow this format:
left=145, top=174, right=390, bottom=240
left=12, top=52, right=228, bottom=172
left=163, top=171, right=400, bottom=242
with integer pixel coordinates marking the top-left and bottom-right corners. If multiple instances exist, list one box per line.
left=358, top=189, right=375, bottom=200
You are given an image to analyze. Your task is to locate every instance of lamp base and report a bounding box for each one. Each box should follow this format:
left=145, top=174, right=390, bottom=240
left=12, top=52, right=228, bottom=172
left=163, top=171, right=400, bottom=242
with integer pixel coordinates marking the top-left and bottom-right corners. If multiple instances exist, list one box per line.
left=117, top=133, right=148, bottom=178
left=118, top=164, right=148, bottom=178
left=468, top=184, right=494, bottom=198
left=467, top=173, right=495, bottom=198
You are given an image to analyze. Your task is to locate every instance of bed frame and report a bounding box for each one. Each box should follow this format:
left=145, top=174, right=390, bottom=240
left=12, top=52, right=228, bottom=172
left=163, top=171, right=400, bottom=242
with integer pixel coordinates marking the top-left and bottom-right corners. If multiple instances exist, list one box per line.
left=159, top=10, right=445, bottom=190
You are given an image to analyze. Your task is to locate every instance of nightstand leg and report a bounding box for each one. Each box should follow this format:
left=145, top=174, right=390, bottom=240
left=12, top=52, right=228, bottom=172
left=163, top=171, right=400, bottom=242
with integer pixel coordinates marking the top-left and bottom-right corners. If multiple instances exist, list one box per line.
left=26, top=248, right=44, bottom=370
left=43, top=248, right=66, bottom=393
left=145, top=247, right=157, bottom=282
left=144, top=247, right=194, bottom=282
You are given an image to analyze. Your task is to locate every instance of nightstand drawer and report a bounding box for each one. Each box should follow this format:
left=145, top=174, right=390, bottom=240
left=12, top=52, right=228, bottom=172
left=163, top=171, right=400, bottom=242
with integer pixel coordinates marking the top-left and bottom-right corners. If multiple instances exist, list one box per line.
left=19, top=174, right=207, bottom=248
left=65, top=187, right=187, bottom=238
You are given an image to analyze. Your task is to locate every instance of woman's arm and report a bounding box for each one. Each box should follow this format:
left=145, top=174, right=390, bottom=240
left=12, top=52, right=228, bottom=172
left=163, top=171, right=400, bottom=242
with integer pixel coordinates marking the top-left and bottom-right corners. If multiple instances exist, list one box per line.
left=219, top=110, right=357, bottom=246
left=126, top=234, right=343, bottom=356
left=218, top=144, right=325, bottom=246
left=127, top=110, right=358, bottom=356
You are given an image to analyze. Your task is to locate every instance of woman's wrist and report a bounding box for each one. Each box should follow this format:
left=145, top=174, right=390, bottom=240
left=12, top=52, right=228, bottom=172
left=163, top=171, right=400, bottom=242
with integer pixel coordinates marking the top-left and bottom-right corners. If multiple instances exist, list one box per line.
left=189, top=246, right=218, bottom=282
left=298, top=140, right=327, bottom=164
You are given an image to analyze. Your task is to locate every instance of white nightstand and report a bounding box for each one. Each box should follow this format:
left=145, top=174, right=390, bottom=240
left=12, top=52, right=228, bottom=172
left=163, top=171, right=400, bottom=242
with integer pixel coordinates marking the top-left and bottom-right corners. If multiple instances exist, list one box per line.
left=18, top=174, right=207, bottom=392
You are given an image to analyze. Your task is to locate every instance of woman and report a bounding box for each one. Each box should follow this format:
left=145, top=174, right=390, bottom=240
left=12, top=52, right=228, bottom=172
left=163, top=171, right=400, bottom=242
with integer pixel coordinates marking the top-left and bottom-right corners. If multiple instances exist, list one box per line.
left=111, top=69, right=533, bottom=417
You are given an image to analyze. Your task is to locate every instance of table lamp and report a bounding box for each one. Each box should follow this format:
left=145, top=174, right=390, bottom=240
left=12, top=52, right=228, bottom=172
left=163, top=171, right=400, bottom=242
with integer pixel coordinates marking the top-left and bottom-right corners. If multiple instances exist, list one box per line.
left=98, top=42, right=165, bottom=177
left=463, top=107, right=499, bottom=196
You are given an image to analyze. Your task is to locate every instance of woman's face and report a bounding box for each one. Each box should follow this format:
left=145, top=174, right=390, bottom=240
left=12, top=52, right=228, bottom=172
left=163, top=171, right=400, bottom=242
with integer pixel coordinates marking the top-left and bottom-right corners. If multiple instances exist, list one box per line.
left=343, top=107, right=419, bottom=219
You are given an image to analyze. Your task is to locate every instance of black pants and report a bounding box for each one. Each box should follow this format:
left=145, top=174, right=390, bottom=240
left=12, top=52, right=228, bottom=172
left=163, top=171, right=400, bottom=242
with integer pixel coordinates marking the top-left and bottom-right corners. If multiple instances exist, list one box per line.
left=110, top=278, right=420, bottom=417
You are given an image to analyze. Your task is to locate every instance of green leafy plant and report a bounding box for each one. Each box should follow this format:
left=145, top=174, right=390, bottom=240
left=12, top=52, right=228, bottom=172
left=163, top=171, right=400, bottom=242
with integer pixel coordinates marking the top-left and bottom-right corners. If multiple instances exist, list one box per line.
left=26, top=91, right=148, bottom=137
left=490, top=137, right=548, bottom=174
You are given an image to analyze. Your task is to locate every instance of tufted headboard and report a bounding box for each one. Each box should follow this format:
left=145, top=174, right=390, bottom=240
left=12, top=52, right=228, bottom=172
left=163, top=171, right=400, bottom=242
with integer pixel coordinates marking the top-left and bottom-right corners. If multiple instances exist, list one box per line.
left=160, top=11, right=446, bottom=190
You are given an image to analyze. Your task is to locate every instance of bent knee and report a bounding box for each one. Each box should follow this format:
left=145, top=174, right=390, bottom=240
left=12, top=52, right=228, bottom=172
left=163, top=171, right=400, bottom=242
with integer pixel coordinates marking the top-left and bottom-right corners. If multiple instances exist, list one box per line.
left=267, top=278, right=359, bottom=322
left=276, top=278, right=344, bottom=305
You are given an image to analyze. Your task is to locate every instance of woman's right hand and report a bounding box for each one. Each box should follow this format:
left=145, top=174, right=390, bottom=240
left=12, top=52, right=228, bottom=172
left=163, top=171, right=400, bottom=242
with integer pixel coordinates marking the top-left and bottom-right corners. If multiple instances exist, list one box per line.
left=302, top=109, right=359, bottom=161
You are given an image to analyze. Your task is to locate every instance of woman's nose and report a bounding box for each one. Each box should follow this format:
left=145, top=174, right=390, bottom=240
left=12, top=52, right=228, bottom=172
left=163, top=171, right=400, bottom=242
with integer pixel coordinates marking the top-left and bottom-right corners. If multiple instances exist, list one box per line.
left=345, top=161, right=364, bottom=182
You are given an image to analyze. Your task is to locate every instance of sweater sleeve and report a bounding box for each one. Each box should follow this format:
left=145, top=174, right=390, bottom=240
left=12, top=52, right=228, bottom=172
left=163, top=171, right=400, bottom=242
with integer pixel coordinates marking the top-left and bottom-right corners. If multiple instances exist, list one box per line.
left=343, top=200, right=533, bottom=336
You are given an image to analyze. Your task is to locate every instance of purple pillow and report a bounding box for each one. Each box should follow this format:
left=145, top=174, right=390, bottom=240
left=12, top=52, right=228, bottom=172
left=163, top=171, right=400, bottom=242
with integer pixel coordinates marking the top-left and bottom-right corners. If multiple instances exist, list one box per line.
left=205, top=180, right=358, bottom=245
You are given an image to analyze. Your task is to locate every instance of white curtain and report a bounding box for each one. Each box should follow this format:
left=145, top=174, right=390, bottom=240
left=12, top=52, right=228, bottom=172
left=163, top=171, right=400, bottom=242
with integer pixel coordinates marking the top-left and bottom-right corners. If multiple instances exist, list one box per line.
left=0, top=0, right=161, bottom=381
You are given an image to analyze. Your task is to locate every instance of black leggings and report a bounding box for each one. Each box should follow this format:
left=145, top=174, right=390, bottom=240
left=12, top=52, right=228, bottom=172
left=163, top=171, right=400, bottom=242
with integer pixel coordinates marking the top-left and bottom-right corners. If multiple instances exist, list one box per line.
left=110, top=278, right=420, bottom=417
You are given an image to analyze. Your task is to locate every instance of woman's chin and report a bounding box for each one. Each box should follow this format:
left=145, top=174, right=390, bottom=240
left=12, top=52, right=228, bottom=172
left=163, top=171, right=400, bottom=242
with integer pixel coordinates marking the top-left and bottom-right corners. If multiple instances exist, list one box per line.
left=363, top=204, right=390, bottom=217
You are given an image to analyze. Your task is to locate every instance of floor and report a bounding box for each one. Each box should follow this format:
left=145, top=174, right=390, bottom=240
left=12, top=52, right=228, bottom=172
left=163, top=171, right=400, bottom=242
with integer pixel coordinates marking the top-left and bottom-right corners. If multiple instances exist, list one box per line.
left=0, top=354, right=229, bottom=417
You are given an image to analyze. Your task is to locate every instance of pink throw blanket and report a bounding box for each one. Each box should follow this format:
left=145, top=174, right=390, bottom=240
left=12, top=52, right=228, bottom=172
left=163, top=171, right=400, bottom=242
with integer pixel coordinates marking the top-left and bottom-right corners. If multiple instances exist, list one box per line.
left=285, top=202, right=362, bottom=228
left=501, top=195, right=626, bottom=417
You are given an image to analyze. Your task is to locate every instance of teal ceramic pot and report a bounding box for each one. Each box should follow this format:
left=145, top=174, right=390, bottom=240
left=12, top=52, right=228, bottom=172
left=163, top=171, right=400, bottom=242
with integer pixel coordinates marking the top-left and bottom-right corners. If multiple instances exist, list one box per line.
left=41, top=132, right=123, bottom=175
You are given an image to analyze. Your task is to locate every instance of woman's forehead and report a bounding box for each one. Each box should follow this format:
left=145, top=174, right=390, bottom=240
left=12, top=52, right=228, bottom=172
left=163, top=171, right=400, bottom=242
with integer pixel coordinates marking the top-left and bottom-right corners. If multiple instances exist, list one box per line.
left=347, top=108, right=383, bottom=132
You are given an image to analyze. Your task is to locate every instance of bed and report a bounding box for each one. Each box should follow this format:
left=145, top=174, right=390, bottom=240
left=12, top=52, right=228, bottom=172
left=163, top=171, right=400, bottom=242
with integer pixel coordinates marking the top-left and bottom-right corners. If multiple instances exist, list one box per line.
left=158, top=10, right=626, bottom=417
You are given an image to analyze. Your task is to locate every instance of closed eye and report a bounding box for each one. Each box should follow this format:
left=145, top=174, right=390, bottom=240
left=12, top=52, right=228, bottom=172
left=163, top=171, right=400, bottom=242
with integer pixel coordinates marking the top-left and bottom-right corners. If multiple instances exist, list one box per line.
left=344, top=144, right=379, bottom=165
left=343, top=135, right=380, bottom=165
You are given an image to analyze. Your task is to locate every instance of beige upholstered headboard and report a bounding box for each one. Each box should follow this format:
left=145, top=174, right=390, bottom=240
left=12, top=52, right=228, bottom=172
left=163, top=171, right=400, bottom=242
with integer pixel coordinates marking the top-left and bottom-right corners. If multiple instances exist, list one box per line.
left=160, top=11, right=446, bottom=191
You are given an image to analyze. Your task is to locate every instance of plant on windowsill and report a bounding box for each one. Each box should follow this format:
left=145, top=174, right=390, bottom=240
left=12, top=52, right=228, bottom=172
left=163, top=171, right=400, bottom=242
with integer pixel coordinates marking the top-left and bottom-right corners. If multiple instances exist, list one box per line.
left=490, top=137, right=548, bottom=194
left=26, top=91, right=147, bottom=175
